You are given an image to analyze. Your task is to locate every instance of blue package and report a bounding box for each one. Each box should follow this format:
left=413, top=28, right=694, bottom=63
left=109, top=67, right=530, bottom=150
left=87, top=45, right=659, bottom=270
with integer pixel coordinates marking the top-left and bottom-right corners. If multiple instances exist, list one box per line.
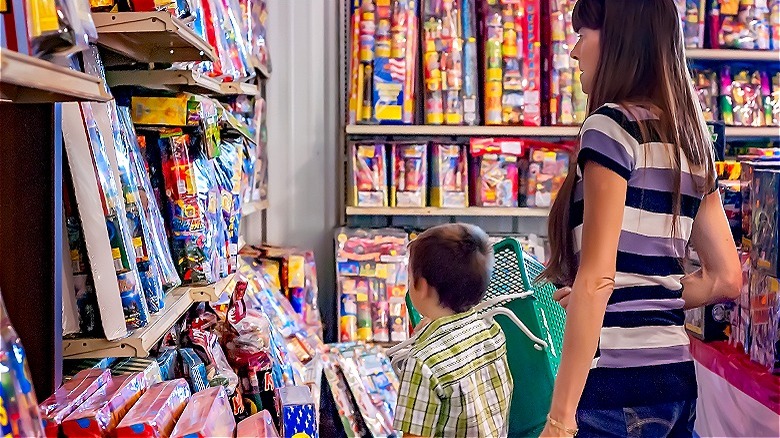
left=180, top=347, right=208, bottom=393
left=156, top=349, right=178, bottom=381
left=274, top=386, right=317, bottom=438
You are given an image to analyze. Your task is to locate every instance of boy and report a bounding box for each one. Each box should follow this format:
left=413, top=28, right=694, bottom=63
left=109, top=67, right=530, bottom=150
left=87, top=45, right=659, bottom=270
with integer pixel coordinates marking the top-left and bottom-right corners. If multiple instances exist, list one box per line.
left=394, top=223, right=513, bottom=438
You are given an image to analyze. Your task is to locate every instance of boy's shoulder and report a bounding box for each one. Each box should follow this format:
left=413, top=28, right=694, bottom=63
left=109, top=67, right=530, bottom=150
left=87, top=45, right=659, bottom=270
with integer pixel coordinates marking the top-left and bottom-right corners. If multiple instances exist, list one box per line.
left=409, top=314, right=507, bottom=386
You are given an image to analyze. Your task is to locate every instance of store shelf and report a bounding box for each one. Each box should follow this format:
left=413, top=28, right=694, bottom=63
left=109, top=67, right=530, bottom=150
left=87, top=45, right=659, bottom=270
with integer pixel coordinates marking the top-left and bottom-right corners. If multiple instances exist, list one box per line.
left=220, top=80, right=259, bottom=96
left=725, top=126, right=780, bottom=139
left=106, top=70, right=258, bottom=96
left=686, top=49, right=780, bottom=62
left=242, top=199, right=269, bottom=216
left=92, top=12, right=216, bottom=65
left=62, top=275, right=236, bottom=359
left=62, top=287, right=193, bottom=359
left=0, top=49, right=111, bottom=103
left=346, top=124, right=580, bottom=137
left=256, top=64, right=271, bottom=80
left=346, top=206, right=550, bottom=217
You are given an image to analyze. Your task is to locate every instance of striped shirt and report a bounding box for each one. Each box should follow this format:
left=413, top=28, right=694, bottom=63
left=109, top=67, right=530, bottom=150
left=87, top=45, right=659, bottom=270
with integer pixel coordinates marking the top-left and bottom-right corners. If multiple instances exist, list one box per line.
left=393, top=310, right=513, bottom=437
left=572, top=103, right=710, bottom=408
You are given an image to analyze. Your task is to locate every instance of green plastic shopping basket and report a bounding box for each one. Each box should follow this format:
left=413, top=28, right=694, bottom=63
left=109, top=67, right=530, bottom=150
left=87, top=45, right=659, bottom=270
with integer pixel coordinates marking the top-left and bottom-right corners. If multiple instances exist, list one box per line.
left=405, top=238, right=566, bottom=437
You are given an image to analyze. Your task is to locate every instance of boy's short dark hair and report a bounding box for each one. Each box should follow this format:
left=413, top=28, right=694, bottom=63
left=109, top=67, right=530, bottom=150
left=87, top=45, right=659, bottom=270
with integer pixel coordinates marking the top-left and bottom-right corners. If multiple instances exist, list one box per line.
left=408, top=223, right=493, bottom=313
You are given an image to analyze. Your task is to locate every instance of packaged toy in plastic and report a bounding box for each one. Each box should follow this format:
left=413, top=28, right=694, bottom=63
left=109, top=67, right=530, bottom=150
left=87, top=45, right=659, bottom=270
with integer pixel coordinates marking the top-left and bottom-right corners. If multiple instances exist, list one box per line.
left=275, top=386, right=317, bottom=438
left=335, top=228, right=409, bottom=343
left=25, top=0, right=93, bottom=58
left=237, top=410, right=279, bottom=438
left=721, top=66, right=766, bottom=126
left=469, top=138, right=523, bottom=207
left=390, top=143, right=427, bottom=207
left=525, top=143, right=570, bottom=208
left=62, top=372, right=146, bottom=437
left=120, top=108, right=182, bottom=291
left=768, top=71, right=780, bottom=126
left=422, top=0, right=479, bottom=125
left=692, top=69, right=720, bottom=122
left=481, top=0, right=541, bottom=126
left=752, top=169, right=780, bottom=276
left=332, top=347, right=394, bottom=437
left=115, top=379, right=191, bottom=438
left=0, top=290, right=45, bottom=437
left=40, top=368, right=111, bottom=437
left=549, top=0, right=587, bottom=125
left=170, top=386, right=236, bottom=438
left=717, top=0, right=771, bottom=49
left=82, top=103, right=150, bottom=330
left=430, top=142, right=469, bottom=208
left=349, top=143, right=388, bottom=207
left=347, top=0, right=419, bottom=125
left=676, top=0, right=707, bottom=48
left=749, top=271, right=779, bottom=373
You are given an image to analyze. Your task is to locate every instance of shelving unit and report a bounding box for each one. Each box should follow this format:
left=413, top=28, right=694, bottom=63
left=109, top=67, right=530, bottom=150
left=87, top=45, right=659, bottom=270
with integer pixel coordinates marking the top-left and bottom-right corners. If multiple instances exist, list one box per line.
left=106, top=70, right=259, bottom=96
left=346, top=206, right=550, bottom=217
left=686, top=49, right=780, bottom=62
left=346, top=124, right=580, bottom=137
left=0, top=49, right=112, bottom=103
left=92, top=12, right=216, bottom=65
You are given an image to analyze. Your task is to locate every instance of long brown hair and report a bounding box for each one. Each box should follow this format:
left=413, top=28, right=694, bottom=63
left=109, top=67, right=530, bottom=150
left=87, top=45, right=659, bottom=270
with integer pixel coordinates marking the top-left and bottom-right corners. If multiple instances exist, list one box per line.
left=540, top=0, right=716, bottom=286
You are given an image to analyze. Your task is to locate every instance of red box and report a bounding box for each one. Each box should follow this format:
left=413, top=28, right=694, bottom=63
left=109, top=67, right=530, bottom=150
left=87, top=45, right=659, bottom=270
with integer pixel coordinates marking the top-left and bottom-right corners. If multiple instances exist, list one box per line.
left=39, top=368, right=112, bottom=437
left=62, top=372, right=146, bottom=437
left=115, top=379, right=191, bottom=438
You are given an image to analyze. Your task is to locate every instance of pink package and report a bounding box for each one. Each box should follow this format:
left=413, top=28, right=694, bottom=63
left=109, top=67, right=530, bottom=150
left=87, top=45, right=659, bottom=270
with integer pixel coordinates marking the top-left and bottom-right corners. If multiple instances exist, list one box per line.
left=170, top=386, right=235, bottom=438
left=39, top=368, right=113, bottom=437
left=115, top=379, right=191, bottom=438
left=62, top=372, right=147, bottom=437
left=236, top=410, right=279, bottom=438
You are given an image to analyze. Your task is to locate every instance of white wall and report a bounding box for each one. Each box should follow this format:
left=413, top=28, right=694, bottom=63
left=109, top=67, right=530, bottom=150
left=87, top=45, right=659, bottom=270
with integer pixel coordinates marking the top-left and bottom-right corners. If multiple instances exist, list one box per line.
left=260, top=0, right=340, bottom=341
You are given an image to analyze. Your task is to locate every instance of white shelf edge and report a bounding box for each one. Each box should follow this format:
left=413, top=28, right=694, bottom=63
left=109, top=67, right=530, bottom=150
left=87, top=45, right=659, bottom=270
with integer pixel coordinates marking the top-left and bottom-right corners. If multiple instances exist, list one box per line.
left=106, top=69, right=222, bottom=94
left=346, top=206, right=551, bottom=217
left=187, top=274, right=236, bottom=302
left=686, top=49, right=780, bottom=62
left=346, top=124, right=581, bottom=137
left=0, top=49, right=111, bottom=103
left=220, top=80, right=259, bottom=96
left=725, top=126, right=780, bottom=139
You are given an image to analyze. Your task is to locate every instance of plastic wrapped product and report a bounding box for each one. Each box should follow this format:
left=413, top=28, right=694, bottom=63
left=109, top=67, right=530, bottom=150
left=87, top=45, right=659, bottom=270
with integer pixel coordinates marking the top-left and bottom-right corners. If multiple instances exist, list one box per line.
left=115, top=379, right=191, bottom=438
left=718, top=0, right=771, bottom=49
left=111, top=358, right=163, bottom=387
left=179, top=348, right=208, bottom=394
left=549, top=0, right=587, bottom=125
left=691, top=69, right=719, bottom=122
left=156, top=350, right=179, bottom=382
left=767, top=71, right=780, bottom=126
left=170, top=386, right=236, bottom=438
left=274, top=386, right=317, bottom=438
left=749, top=272, right=779, bottom=372
left=430, top=142, right=469, bottom=207
left=390, top=143, right=427, bottom=207
left=40, top=369, right=112, bottom=437
left=675, top=0, right=706, bottom=48
left=25, top=0, right=90, bottom=58
left=752, top=169, right=780, bottom=276
left=469, top=138, right=524, bottom=207
left=62, top=372, right=147, bottom=437
left=524, top=143, right=570, bottom=208
left=236, top=410, right=279, bottom=438
left=349, top=143, right=388, bottom=207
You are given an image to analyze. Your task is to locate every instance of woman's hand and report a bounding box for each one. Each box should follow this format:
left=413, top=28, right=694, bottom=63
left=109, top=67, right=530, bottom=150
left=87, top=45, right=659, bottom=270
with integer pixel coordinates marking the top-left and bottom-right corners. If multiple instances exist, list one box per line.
left=553, top=287, right=572, bottom=310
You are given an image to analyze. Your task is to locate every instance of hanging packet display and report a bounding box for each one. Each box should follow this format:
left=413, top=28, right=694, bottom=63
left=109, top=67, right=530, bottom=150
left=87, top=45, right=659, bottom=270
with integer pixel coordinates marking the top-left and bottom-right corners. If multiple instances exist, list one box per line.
left=430, top=142, right=469, bottom=207
left=481, top=0, right=541, bottom=126
left=390, top=143, right=427, bottom=207
left=549, top=0, right=587, bottom=125
left=422, top=0, right=479, bottom=125
left=347, top=0, right=419, bottom=125
left=115, top=379, right=191, bottom=438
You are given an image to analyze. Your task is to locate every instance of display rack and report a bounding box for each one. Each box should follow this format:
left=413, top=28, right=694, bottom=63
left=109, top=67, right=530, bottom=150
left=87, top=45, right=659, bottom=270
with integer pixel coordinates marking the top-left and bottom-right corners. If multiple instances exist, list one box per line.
left=92, top=12, right=216, bottom=65
left=686, top=49, right=780, bottom=62
left=105, top=70, right=259, bottom=96
left=346, top=207, right=551, bottom=217
left=0, top=49, right=112, bottom=103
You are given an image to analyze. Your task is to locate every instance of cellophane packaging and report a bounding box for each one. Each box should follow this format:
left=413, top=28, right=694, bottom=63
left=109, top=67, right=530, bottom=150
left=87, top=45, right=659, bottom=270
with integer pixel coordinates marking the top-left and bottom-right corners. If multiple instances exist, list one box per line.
left=236, top=410, right=279, bottom=437
left=115, top=379, right=191, bottom=438
left=40, top=368, right=112, bottom=437
left=62, top=372, right=147, bottom=437
left=390, top=143, right=428, bottom=207
left=170, top=386, right=235, bottom=438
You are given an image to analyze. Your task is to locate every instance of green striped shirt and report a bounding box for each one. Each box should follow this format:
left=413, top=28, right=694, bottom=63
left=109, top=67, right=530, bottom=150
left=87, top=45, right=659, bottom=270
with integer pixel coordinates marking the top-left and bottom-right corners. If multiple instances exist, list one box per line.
left=394, top=310, right=513, bottom=437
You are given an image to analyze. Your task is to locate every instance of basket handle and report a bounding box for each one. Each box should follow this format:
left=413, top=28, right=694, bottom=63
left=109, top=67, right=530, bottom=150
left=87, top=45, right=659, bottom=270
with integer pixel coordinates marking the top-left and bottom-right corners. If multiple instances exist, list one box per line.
left=482, top=307, right=548, bottom=351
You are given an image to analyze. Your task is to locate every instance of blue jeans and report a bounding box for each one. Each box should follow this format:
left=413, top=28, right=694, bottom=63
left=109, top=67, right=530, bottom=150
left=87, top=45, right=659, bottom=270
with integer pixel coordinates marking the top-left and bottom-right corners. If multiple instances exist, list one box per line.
left=576, top=400, right=697, bottom=438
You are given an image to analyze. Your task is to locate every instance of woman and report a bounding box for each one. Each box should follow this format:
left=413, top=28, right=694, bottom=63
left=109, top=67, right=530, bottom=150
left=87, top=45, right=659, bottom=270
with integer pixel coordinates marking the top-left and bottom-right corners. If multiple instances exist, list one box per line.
left=540, top=1, right=742, bottom=437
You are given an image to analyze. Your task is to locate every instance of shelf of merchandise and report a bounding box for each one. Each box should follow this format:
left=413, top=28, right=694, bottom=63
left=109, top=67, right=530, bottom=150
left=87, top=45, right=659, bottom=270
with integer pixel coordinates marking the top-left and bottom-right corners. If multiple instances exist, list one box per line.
left=92, top=12, right=216, bottom=65
left=62, top=276, right=237, bottom=359
left=725, top=126, right=780, bottom=139
left=346, top=124, right=581, bottom=137
left=105, top=70, right=259, bottom=96
left=346, top=206, right=551, bottom=217
left=0, top=49, right=112, bottom=103
left=686, top=49, right=780, bottom=62
left=347, top=124, right=779, bottom=140
left=242, top=199, right=269, bottom=216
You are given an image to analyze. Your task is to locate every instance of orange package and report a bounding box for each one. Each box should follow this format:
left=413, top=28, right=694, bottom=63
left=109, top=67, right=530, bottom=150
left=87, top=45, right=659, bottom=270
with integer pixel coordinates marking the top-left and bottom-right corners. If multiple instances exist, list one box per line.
left=115, top=379, right=191, bottom=438
left=39, top=368, right=113, bottom=437
left=236, top=410, right=279, bottom=438
left=62, top=372, right=146, bottom=437
left=170, top=386, right=235, bottom=438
